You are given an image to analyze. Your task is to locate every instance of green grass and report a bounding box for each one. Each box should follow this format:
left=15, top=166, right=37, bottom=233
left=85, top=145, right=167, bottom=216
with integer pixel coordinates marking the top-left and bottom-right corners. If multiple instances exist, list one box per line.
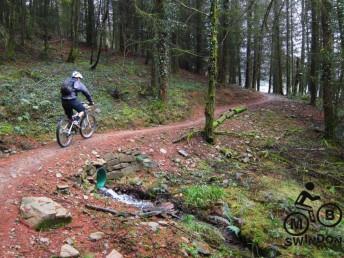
left=183, top=185, right=226, bottom=209
left=0, top=57, right=205, bottom=141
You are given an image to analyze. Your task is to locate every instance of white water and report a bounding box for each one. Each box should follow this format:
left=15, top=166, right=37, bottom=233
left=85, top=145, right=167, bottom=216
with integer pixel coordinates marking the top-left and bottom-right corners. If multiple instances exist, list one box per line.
left=99, top=187, right=154, bottom=209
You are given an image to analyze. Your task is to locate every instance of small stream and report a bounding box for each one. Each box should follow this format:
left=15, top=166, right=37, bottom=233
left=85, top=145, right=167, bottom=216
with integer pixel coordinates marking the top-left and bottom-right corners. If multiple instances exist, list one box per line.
left=99, top=187, right=154, bottom=209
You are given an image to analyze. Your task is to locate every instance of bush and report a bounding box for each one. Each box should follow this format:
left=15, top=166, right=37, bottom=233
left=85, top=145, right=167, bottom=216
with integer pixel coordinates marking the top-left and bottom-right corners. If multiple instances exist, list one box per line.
left=183, top=185, right=226, bottom=209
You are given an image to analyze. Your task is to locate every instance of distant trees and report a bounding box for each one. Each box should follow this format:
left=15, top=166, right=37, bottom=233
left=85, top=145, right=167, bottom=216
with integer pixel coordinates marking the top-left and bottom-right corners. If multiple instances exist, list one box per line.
left=0, top=0, right=343, bottom=141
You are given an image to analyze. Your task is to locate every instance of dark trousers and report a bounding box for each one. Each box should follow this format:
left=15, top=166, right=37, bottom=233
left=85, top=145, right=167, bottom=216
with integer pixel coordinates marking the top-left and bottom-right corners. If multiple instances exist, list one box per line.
left=61, top=99, right=85, bottom=120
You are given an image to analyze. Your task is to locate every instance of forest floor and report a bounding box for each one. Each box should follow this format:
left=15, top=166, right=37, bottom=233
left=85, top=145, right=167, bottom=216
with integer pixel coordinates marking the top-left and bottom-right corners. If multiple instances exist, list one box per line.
left=0, top=84, right=343, bottom=258
left=0, top=49, right=344, bottom=257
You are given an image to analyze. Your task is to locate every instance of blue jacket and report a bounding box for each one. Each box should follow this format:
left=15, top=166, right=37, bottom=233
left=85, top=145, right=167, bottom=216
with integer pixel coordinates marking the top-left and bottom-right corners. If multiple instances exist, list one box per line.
left=61, top=77, right=93, bottom=103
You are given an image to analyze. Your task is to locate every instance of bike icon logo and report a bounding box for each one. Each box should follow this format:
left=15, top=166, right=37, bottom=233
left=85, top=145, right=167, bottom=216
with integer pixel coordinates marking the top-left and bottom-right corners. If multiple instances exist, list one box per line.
left=284, top=182, right=342, bottom=236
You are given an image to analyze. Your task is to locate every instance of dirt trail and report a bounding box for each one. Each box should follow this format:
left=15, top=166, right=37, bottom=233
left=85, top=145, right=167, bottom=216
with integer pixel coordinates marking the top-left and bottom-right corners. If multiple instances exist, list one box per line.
left=0, top=93, right=277, bottom=193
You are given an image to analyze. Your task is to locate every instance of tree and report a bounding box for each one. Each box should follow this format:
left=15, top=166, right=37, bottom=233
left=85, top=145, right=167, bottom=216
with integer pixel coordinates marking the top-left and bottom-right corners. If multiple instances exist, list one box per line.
left=204, top=0, right=219, bottom=144
left=67, top=0, right=80, bottom=63
left=271, top=0, right=283, bottom=95
left=321, top=0, right=335, bottom=138
left=245, top=0, right=253, bottom=89
left=218, top=0, right=229, bottom=84
left=86, top=0, right=95, bottom=47
left=155, top=0, right=169, bottom=103
left=309, top=0, right=320, bottom=105
left=90, top=0, right=110, bottom=70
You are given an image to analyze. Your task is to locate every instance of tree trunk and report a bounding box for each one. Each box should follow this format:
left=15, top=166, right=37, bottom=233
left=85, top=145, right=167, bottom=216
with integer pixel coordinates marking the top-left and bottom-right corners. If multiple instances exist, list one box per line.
left=300, top=0, right=306, bottom=95
left=218, top=0, right=229, bottom=84
left=309, top=0, right=319, bottom=105
left=67, top=0, right=80, bottom=63
left=321, top=0, right=335, bottom=138
left=244, top=1, right=253, bottom=89
left=86, top=0, right=95, bottom=46
left=272, top=0, right=283, bottom=95
left=155, top=0, right=169, bottom=103
left=90, top=0, right=110, bottom=70
left=286, top=0, right=291, bottom=95
left=195, top=0, right=204, bottom=74
left=204, top=0, right=219, bottom=144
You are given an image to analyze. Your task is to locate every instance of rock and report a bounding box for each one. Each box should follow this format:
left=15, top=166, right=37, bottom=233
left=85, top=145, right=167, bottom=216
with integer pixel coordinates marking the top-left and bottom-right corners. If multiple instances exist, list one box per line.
left=60, top=244, right=80, bottom=258
left=111, top=163, right=129, bottom=170
left=158, top=202, right=174, bottom=211
left=158, top=220, right=169, bottom=226
left=38, top=237, right=50, bottom=245
left=160, top=148, right=167, bottom=154
left=118, top=153, right=135, bottom=163
left=56, top=184, right=69, bottom=194
left=107, top=158, right=120, bottom=167
left=174, top=158, right=181, bottom=163
left=91, top=158, right=106, bottom=167
left=89, top=231, right=105, bottom=241
left=208, top=215, right=231, bottom=227
left=192, top=240, right=212, bottom=256
left=64, top=237, right=74, bottom=245
left=141, top=222, right=159, bottom=232
left=106, top=249, right=123, bottom=258
left=84, top=164, right=97, bottom=176
left=120, top=164, right=141, bottom=176
left=91, top=150, right=98, bottom=155
left=56, top=173, right=62, bottom=178
left=104, top=153, right=117, bottom=162
left=178, top=149, right=189, bottom=157
left=107, top=171, right=124, bottom=180
left=20, top=197, right=72, bottom=230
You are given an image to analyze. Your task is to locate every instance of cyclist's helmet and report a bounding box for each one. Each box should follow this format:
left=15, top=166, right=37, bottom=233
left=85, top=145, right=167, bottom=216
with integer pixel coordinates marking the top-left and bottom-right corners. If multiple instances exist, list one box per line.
left=72, top=71, right=83, bottom=79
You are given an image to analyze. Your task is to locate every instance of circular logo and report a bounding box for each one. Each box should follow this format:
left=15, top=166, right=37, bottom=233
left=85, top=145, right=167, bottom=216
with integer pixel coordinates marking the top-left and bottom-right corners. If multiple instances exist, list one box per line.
left=284, top=212, right=309, bottom=236
left=317, top=203, right=342, bottom=227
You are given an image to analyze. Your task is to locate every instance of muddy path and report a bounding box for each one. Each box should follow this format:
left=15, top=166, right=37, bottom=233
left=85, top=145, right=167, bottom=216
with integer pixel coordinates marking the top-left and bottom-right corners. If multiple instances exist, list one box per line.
left=0, top=94, right=278, bottom=192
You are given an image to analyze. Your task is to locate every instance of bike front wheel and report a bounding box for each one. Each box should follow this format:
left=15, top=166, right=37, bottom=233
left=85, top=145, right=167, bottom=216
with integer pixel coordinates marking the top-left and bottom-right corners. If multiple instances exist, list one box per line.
left=56, top=118, right=73, bottom=147
left=80, top=114, right=97, bottom=139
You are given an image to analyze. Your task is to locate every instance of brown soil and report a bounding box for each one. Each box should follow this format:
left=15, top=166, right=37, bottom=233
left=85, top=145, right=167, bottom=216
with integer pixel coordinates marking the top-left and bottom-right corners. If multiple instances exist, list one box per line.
left=0, top=89, right=289, bottom=257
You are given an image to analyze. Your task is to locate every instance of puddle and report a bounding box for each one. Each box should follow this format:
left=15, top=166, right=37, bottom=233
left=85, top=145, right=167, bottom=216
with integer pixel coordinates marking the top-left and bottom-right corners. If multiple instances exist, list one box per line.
left=99, top=187, right=154, bottom=209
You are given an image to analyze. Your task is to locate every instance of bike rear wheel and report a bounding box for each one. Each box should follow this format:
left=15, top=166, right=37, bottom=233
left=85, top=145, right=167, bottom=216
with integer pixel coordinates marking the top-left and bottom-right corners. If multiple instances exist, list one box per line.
left=56, top=118, right=73, bottom=147
left=80, top=114, right=96, bottom=139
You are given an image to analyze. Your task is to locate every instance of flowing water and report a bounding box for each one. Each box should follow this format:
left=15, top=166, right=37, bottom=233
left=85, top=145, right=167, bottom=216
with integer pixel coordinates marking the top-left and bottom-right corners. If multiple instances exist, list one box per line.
left=99, top=187, right=154, bottom=209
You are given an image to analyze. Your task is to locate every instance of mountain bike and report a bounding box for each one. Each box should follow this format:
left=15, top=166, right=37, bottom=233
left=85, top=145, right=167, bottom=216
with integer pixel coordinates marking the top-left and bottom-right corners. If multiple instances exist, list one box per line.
left=56, top=103, right=97, bottom=147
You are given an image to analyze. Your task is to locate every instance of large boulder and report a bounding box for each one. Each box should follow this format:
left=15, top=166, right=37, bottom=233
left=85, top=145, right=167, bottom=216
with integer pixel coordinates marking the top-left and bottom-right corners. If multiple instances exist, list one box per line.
left=20, top=197, right=72, bottom=230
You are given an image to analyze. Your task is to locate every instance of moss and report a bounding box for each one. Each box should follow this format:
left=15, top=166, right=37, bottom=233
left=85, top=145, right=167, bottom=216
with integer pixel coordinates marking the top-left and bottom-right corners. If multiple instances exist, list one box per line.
left=36, top=217, right=72, bottom=231
left=0, top=122, right=14, bottom=135
left=181, top=215, right=225, bottom=246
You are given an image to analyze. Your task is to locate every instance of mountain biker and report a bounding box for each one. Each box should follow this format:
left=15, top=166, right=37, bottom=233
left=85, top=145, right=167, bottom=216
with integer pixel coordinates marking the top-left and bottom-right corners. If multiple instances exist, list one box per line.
left=61, top=71, right=94, bottom=123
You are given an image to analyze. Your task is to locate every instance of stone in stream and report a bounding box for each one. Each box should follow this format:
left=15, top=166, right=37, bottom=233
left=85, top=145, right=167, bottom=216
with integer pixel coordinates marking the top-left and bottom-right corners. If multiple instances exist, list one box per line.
left=106, top=249, right=123, bottom=258
left=20, top=197, right=72, bottom=230
left=60, top=244, right=80, bottom=258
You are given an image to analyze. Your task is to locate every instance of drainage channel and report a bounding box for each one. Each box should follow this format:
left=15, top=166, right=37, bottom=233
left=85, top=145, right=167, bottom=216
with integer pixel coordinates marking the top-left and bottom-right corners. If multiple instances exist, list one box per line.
left=99, top=187, right=154, bottom=210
